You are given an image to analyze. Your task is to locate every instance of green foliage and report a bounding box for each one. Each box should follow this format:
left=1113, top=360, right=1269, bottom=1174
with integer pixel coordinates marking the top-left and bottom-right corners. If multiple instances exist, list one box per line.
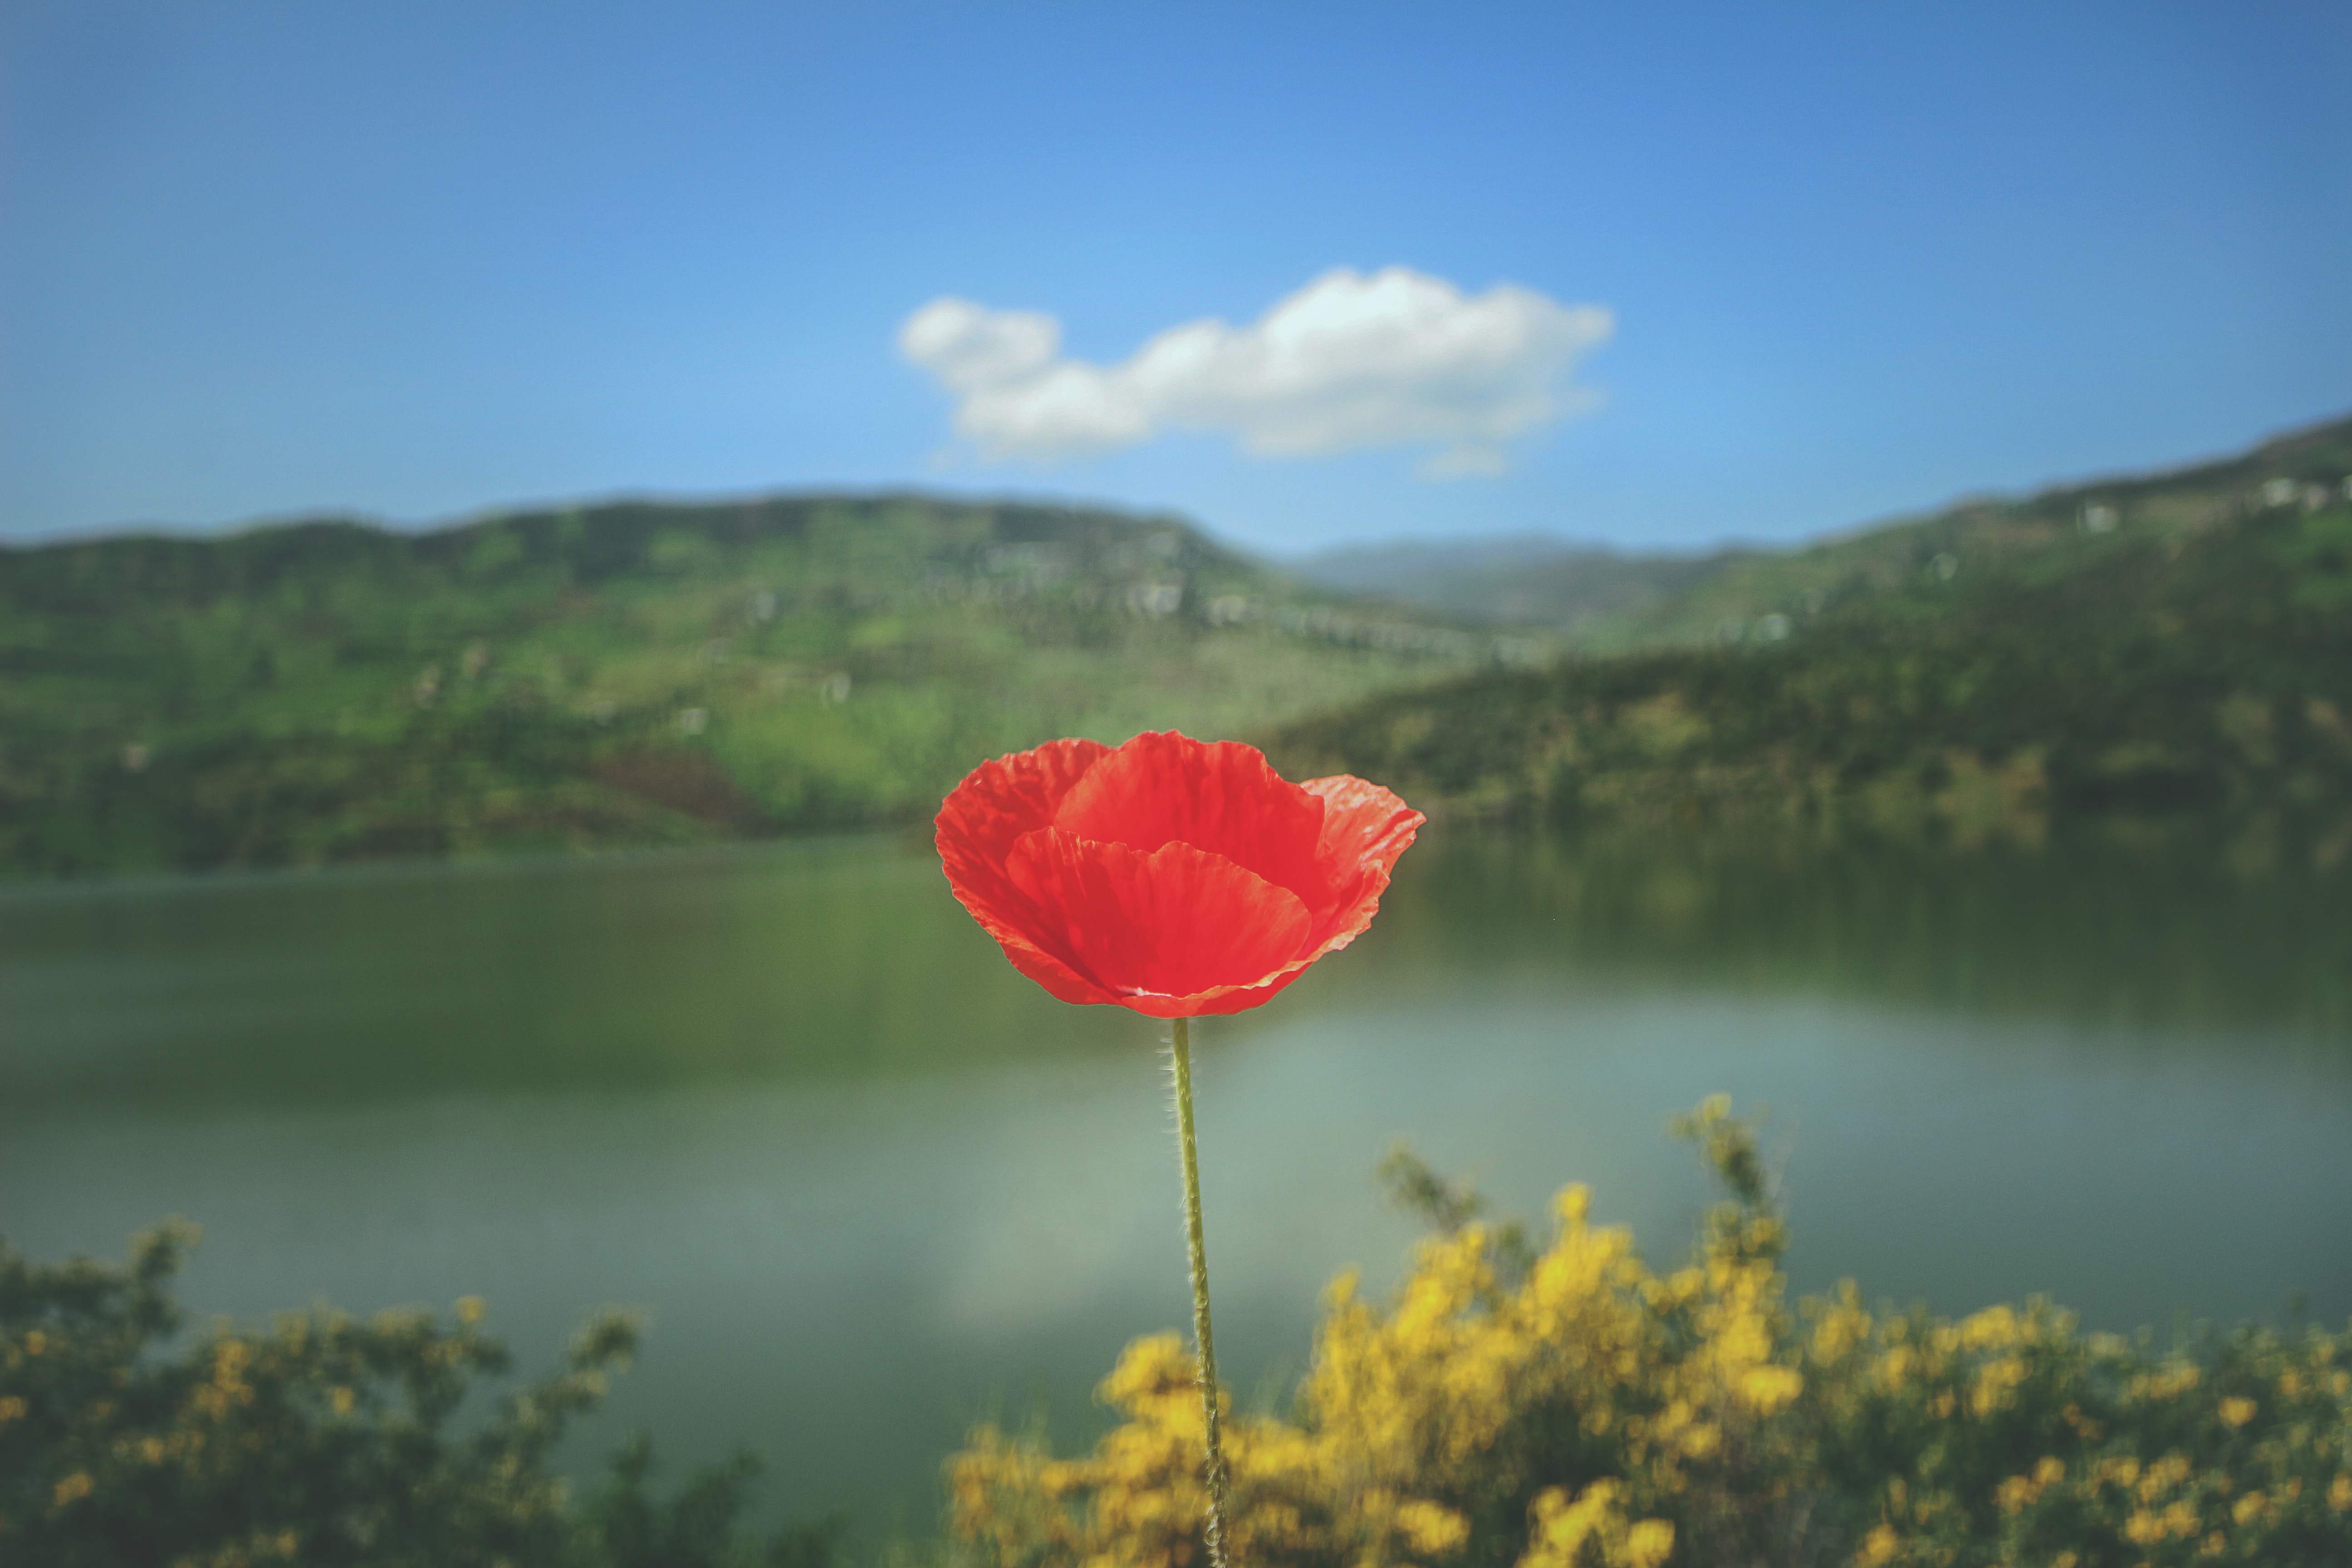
left=0, top=1224, right=834, bottom=1568
left=1273, top=485, right=2352, bottom=850
left=950, top=1102, right=2352, bottom=1568
left=1376, top=1143, right=1534, bottom=1282
left=0, top=496, right=1487, bottom=877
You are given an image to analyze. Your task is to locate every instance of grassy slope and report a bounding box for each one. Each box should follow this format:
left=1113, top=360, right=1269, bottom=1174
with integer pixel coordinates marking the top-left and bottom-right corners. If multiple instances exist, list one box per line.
left=0, top=494, right=1502, bottom=876
left=1300, top=412, right=2352, bottom=652
left=1270, top=422, right=2352, bottom=853
left=1590, top=411, right=2352, bottom=651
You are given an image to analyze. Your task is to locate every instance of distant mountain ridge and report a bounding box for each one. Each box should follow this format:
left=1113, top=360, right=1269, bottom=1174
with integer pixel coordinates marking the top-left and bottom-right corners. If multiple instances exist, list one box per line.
left=1293, top=534, right=1742, bottom=636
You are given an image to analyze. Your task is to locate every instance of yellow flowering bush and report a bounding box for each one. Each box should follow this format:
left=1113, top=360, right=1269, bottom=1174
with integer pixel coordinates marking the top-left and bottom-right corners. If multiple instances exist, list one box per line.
left=949, top=1099, right=2352, bottom=1568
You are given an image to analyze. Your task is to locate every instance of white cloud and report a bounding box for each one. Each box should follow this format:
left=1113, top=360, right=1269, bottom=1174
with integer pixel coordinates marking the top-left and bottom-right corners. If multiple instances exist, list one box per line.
left=897, top=266, right=1612, bottom=478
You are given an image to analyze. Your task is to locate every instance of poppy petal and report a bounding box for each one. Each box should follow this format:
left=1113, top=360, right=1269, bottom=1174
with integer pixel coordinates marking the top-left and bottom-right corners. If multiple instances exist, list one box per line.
left=936, top=738, right=1115, bottom=988
left=1052, top=731, right=1328, bottom=905
left=936, top=737, right=1420, bottom=1018
left=988, top=926, right=1127, bottom=1009
left=1002, top=828, right=1314, bottom=1014
left=938, top=736, right=1114, bottom=867
left=1298, top=774, right=1425, bottom=954
left=1174, top=963, right=1318, bottom=1017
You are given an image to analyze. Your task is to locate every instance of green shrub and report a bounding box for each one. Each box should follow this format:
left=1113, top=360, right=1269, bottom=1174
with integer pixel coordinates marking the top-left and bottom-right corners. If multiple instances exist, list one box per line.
left=0, top=1222, right=837, bottom=1568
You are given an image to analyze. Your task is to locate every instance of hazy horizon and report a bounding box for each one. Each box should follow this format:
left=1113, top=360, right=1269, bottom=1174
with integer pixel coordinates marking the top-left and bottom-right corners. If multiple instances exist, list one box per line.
left=12, top=403, right=2342, bottom=573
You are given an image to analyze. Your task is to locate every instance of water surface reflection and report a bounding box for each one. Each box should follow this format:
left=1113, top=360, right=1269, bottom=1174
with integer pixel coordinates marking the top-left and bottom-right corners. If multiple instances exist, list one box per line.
left=3, top=826, right=2345, bottom=1541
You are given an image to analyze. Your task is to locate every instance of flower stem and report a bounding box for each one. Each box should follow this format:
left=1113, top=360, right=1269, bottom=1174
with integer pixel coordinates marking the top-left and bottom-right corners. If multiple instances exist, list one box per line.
left=1168, top=1015, right=1231, bottom=1568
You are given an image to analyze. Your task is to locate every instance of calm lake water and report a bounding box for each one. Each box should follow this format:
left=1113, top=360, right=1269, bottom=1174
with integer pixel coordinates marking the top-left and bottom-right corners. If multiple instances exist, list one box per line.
left=4, top=825, right=2349, bottom=1544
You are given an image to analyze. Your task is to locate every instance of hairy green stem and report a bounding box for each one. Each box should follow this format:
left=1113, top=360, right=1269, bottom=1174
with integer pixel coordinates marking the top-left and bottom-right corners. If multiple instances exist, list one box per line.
left=1169, top=1016, right=1232, bottom=1568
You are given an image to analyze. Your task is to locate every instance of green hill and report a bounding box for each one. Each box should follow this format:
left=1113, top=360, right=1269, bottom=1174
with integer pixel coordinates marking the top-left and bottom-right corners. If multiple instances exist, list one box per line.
left=1298, top=412, right=2352, bottom=653
left=1270, top=418, right=2352, bottom=854
left=0, top=494, right=1502, bottom=876
left=14, top=417, right=2349, bottom=877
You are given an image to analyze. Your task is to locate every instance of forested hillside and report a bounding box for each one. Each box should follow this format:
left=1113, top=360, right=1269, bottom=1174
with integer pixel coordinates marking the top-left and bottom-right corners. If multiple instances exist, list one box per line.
left=1272, top=428, right=2352, bottom=854
left=11, top=417, right=2348, bottom=878
left=0, top=495, right=1501, bottom=876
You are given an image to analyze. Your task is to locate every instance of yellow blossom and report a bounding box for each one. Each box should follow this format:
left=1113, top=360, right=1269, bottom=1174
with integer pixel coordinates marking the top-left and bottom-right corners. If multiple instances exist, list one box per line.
left=1740, top=1363, right=1803, bottom=1414
left=1623, top=1519, right=1674, bottom=1568
left=944, top=1103, right=2352, bottom=1568
left=1396, top=1499, right=1470, bottom=1557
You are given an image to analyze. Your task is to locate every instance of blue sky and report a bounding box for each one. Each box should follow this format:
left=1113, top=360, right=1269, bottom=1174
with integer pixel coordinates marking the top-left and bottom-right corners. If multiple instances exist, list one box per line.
left=4, top=0, right=2347, bottom=552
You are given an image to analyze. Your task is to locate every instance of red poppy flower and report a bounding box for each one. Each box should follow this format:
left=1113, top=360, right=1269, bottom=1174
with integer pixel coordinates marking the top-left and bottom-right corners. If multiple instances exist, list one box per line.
left=936, top=730, right=1423, bottom=1018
